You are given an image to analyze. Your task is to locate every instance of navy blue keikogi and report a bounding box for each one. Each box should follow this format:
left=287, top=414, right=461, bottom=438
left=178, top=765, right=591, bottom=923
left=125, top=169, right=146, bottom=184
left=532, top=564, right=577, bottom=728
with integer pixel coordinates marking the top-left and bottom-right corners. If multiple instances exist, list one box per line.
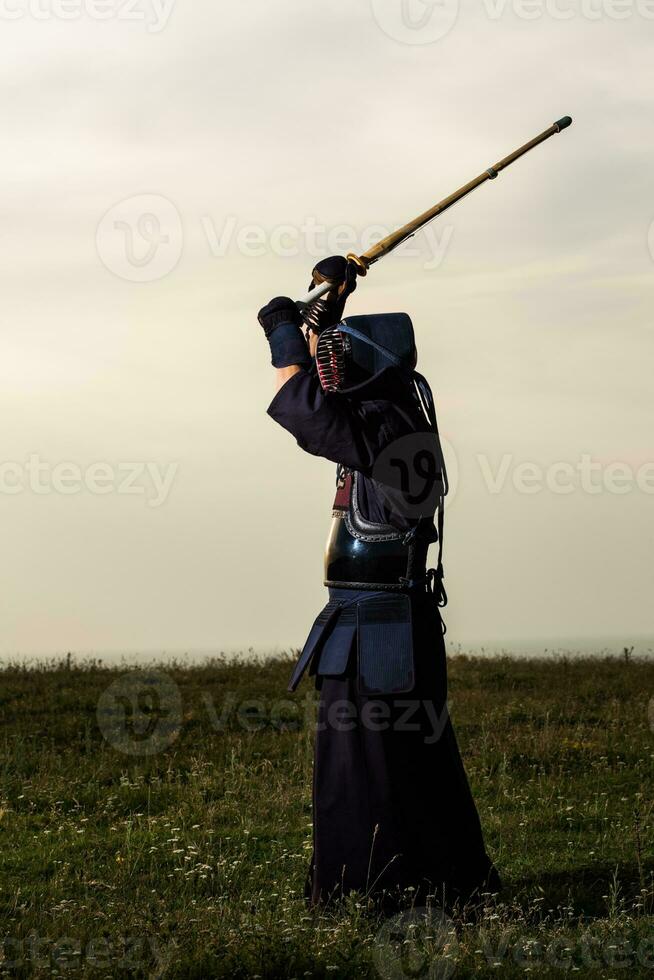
left=268, top=362, right=499, bottom=908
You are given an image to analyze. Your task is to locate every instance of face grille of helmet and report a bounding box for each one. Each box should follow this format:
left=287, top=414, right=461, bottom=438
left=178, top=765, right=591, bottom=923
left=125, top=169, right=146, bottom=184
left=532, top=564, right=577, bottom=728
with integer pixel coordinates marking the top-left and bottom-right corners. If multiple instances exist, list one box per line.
left=315, top=327, right=349, bottom=392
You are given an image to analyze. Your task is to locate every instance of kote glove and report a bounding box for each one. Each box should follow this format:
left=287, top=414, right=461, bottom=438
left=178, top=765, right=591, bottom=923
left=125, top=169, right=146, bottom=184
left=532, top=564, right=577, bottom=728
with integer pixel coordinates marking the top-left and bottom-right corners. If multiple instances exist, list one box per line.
left=258, top=296, right=311, bottom=369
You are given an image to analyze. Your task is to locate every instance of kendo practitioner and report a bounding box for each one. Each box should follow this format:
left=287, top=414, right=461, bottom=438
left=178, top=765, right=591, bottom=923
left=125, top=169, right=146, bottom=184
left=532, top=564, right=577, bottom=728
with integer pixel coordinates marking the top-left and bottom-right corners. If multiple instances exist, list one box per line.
left=258, top=255, right=500, bottom=910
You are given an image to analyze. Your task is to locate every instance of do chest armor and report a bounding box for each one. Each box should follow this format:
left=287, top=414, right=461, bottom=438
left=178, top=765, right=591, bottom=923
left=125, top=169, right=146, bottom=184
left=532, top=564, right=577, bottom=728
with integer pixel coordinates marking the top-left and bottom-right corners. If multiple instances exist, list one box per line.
left=324, top=466, right=436, bottom=593
left=316, top=311, right=447, bottom=602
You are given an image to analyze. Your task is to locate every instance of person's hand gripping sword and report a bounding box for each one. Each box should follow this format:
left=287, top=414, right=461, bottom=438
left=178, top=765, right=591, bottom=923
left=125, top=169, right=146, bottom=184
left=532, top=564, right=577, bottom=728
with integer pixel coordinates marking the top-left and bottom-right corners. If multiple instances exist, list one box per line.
left=299, top=256, right=358, bottom=335
left=258, top=256, right=358, bottom=391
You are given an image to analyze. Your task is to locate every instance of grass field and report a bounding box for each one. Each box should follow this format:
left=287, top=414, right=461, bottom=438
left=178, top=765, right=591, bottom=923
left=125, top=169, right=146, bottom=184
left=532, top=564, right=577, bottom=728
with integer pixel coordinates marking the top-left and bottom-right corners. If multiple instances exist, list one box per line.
left=1, top=653, right=653, bottom=978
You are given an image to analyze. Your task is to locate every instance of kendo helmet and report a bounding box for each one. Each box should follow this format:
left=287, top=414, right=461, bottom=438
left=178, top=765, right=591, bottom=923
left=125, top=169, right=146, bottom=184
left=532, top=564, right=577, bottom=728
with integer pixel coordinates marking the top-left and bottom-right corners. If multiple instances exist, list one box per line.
left=315, top=313, right=417, bottom=393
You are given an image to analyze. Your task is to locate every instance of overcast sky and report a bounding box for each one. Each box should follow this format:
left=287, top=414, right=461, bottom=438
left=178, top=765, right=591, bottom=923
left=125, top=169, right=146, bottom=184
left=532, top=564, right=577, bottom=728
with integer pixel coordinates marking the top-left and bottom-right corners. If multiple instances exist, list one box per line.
left=1, top=0, right=652, bottom=657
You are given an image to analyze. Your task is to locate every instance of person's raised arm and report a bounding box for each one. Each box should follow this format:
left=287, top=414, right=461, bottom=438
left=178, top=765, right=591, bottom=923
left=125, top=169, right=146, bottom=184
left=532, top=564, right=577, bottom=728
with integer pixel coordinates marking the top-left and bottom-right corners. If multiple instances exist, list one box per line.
left=257, top=296, right=312, bottom=394
left=258, top=256, right=358, bottom=393
left=258, top=257, right=410, bottom=472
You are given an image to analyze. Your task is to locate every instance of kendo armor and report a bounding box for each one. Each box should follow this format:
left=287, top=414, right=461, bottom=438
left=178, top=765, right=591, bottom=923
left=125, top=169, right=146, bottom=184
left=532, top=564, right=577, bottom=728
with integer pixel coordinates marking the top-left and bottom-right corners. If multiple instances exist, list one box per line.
left=324, top=466, right=438, bottom=593
left=318, top=311, right=448, bottom=603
